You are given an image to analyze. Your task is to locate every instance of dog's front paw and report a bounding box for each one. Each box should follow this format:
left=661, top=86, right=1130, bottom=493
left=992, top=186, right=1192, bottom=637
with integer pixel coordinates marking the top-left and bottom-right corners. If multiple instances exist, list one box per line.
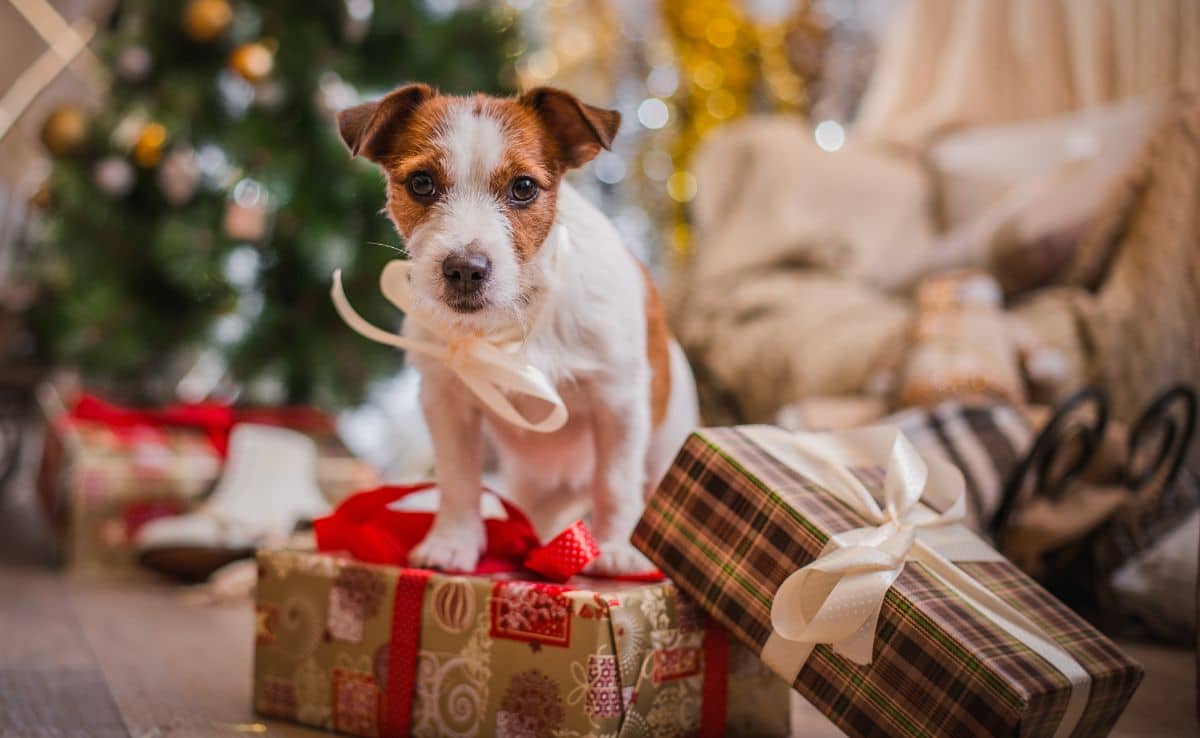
left=585, top=542, right=655, bottom=576
left=408, top=521, right=485, bottom=572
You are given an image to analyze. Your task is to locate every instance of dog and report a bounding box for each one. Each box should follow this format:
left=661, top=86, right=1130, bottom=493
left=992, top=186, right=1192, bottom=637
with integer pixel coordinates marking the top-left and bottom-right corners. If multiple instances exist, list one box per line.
left=336, top=84, right=699, bottom=574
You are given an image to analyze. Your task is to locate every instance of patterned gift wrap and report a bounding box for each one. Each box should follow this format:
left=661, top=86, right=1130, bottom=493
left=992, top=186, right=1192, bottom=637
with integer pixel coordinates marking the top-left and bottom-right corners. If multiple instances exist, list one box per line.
left=632, top=427, right=1143, bottom=738
left=253, top=549, right=791, bottom=738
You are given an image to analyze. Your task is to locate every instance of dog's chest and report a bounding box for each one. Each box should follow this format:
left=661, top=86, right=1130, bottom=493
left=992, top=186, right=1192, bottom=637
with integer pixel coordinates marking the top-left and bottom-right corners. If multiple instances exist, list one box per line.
left=481, top=309, right=607, bottom=457
left=483, top=376, right=596, bottom=490
left=521, top=294, right=613, bottom=386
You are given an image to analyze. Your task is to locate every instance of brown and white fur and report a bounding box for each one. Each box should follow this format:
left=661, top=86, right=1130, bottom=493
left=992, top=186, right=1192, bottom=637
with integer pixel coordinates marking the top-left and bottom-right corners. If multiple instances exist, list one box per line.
left=337, top=85, right=698, bottom=574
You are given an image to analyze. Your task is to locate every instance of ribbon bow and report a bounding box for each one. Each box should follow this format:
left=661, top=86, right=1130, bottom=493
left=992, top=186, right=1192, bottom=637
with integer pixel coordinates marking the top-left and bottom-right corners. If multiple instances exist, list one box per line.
left=313, top=483, right=667, bottom=583
left=766, top=427, right=966, bottom=665
left=330, top=228, right=570, bottom=433
left=747, top=425, right=1091, bottom=738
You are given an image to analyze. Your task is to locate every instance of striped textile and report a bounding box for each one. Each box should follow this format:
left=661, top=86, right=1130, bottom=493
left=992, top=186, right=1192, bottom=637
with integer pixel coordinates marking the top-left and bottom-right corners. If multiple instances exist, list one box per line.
left=632, top=427, right=1142, bottom=738
left=882, top=401, right=1034, bottom=533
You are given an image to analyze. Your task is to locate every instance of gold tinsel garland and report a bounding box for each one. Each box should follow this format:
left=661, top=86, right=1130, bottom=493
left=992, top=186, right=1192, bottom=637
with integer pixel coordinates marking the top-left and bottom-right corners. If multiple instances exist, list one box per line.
left=518, top=0, right=822, bottom=260
left=662, top=0, right=820, bottom=256
left=516, top=0, right=620, bottom=104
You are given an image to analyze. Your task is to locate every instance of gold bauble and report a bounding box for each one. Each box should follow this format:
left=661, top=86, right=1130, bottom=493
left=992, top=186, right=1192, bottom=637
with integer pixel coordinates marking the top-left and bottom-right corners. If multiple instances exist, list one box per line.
left=40, top=105, right=89, bottom=156
left=184, top=0, right=232, bottom=42
left=229, top=42, right=274, bottom=83
left=132, top=122, right=168, bottom=168
left=431, top=577, right=476, bottom=634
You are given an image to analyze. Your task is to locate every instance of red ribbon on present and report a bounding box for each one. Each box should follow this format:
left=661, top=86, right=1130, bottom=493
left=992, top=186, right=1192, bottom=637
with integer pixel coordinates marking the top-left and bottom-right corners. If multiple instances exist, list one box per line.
left=67, top=393, right=336, bottom=458
left=699, top=617, right=731, bottom=738
left=381, top=569, right=432, bottom=738
left=319, top=485, right=685, bottom=737
left=523, top=519, right=601, bottom=582
left=377, top=589, right=731, bottom=738
left=313, top=483, right=658, bottom=583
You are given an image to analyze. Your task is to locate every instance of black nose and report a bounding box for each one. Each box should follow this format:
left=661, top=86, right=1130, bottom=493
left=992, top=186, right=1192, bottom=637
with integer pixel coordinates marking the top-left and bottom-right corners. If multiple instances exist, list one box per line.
left=441, top=251, right=491, bottom=294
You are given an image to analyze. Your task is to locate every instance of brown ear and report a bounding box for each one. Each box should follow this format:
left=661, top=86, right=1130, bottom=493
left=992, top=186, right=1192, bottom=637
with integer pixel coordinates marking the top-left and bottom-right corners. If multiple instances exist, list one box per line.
left=520, top=87, right=621, bottom=169
left=337, top=83, right=435, bottom=162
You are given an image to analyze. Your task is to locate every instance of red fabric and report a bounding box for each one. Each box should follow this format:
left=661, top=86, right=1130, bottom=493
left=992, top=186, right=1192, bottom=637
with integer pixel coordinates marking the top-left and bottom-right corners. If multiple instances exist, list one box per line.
left=699, top=617, right=730, bottom=738
left=121, top=499, right=185, bottom=540
left=381, top=569, right=431, bottom=738
left=314, top=484, right=664, bottom=582
left=68, top=393, right=335, bottom=458
left=236, top=405, right=335, bottom=434
left=523, top=519, right=601, bottom=581
left=71, top=394, right=235, bottom=455
left=313, top=484, right=546, bottom=574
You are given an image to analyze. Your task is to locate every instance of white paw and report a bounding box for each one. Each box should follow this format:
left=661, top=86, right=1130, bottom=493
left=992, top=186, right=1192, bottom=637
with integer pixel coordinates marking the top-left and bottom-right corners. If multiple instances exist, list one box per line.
left=585, top=542, right=654, bottom=576
left=408, top=522, right=485, bottom=572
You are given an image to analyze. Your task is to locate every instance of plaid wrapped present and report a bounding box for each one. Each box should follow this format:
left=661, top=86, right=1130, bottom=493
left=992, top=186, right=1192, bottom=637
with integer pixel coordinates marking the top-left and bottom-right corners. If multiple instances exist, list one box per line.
left=633, top=426, right=1143, bottom=738
left=253, top=549, right=791, bottom=737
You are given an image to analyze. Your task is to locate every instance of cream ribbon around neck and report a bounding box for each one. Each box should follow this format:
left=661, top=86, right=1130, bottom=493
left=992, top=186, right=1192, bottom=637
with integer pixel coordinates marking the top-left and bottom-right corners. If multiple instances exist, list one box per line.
left=330, top=228, right=569, bottom=433
left=742, top=425, right=1092, bottom=738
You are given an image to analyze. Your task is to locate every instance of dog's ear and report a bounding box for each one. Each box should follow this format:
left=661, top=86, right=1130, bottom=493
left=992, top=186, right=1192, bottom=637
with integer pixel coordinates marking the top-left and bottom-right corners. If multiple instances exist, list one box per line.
left=520, top=87, right=621, bottom=170
left=337, top=83, right=435, bottom=162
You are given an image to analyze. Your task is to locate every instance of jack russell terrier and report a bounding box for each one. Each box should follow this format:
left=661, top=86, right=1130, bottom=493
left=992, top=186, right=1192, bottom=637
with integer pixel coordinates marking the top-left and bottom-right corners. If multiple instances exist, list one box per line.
left=336, top=84, right=698, bottom=574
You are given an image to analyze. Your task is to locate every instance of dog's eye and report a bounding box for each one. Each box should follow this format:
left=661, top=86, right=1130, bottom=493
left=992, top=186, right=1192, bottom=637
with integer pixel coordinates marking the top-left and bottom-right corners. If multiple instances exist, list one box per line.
left=407, top=172, right=436, bottom=200
left=510, top=176, right=538, bottom=204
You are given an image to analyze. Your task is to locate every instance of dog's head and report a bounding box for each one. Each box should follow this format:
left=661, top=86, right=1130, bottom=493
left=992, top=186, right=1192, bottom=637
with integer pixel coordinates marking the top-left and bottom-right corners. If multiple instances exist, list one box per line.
left=337, top=85, right=620, bottom=332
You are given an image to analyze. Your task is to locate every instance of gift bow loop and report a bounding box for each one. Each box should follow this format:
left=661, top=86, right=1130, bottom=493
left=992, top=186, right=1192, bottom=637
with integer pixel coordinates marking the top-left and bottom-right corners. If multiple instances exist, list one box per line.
left=750, top=425, right=1092, bottom=738
left=769, top=429, right=965, bottom=664
left=330, top=229, right=569, bottom=433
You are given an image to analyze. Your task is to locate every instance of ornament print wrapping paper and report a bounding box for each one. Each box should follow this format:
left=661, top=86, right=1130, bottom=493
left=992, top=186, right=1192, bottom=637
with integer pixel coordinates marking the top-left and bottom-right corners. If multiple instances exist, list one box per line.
left=253, top=549, right=791, bottom=737
left=632, top=427, right=1143, bottom=738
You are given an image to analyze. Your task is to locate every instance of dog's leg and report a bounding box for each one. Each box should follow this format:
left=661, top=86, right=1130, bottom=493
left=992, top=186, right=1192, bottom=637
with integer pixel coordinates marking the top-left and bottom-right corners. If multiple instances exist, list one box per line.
left=585, top=381, right=655, bottom=575
left=408, top=371, right=486, bottom=571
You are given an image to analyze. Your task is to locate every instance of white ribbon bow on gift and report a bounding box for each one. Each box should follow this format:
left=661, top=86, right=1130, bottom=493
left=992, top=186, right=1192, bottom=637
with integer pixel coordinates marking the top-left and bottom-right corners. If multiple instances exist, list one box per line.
left=766, top=428, right=966, bottom=665
left=744, top=425, right=1092, bottom=738
left=329, top=228, right=570, bottom=433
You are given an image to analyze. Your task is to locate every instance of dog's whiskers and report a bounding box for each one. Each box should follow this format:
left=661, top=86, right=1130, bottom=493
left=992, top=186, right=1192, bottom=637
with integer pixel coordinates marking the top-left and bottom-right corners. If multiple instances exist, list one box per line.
left=368, top=241, right=410, bottom=257
left=504, top=302, right=532, bottom=345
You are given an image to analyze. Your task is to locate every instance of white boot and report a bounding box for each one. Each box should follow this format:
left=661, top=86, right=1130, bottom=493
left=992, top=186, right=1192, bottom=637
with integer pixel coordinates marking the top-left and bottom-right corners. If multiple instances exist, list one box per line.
left=137, top=424, right=330, bottom=580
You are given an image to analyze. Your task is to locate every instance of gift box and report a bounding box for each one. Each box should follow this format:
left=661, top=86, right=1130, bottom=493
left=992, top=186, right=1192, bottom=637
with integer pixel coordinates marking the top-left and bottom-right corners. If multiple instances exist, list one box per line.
left=253, top=548, right=791, bottom=737
left=35, top=384, right=377, bottom=571
left=633, top=426, right=1144, bottom=738
left=36, top=386, right=223, bottom=571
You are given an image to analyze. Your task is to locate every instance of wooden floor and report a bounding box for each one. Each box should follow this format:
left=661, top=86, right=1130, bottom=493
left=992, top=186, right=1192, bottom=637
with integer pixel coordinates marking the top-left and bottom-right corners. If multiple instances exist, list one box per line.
left=1, top=441, right=1195, bottom=737
left=0, top=435, right=325, bottom=738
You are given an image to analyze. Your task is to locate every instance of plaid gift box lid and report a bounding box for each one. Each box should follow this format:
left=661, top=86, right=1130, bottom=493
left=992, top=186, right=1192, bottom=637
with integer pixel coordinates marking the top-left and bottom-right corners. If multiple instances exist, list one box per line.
left=633, top=427, right=1143, bottom=738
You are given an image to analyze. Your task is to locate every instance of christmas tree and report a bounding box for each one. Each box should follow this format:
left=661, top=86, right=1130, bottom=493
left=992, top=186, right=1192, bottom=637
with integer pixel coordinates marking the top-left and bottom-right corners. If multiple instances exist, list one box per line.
left=28, top=0, right=516, bottom=405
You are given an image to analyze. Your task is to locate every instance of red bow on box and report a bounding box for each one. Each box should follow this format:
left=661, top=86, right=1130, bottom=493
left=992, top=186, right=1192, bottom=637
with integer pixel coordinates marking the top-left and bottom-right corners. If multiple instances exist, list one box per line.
left=313, top=483, right=661, bottom=583
left=69, top=394, right=334, bottom=458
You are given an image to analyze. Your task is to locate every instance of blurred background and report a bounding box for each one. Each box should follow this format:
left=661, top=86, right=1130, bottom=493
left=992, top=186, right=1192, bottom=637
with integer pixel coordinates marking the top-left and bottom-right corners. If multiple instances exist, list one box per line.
left=0, top=0, right=898, bottom=411
left=5, top=0, right=1196, bottom=415
left=2, top=0, right=1200, bottom=734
